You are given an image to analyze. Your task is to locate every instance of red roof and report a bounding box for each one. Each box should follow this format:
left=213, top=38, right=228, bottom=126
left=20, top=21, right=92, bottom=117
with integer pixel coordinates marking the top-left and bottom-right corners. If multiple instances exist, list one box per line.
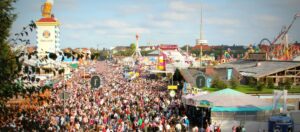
left=193, top=44, right=211, bottom=51
left=159, top=44, right=178, bottom=50
left=37, top=17, right=57, bottom=22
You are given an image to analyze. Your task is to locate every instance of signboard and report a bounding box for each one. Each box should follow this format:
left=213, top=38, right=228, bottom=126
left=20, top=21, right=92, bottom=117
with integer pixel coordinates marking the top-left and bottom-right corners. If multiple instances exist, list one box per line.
left=183, top=82, right=188, bottom=94
left=198, top=100, right=213, bottom=107
left=90, top=75, right=101, bottom=89
left=227, top=68, right=233, bottom=80
left=168, top=85, right=178, bottom=90
left=248, top=53, right=267, bottom=61
left=169, top=90, right=176, bottom=97
left=196, top=74, right=206, bottom=88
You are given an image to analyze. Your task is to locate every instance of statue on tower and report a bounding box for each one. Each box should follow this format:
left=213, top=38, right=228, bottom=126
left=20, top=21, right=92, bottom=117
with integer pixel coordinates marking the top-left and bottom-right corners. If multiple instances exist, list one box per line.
left=41, top=0, right=54, bottom=18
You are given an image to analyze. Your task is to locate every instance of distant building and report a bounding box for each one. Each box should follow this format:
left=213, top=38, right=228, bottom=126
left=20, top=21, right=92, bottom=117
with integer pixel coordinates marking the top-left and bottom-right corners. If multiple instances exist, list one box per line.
left=112, top=46, right=130, bottom=54
left=158, top=44, right=178, bottom=50
left=192, top=44, right=211, bottom=51
left=139, top=46, right=156, bottom=51
left=176, top=67, right=240, bottom=88
left=216, top=60, right=300, bottom=86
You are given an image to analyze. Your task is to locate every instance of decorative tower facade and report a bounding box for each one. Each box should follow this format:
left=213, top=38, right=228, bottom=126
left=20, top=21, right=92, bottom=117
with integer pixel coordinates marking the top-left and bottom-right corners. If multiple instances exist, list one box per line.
left=36, top=0, right=60, bottom=56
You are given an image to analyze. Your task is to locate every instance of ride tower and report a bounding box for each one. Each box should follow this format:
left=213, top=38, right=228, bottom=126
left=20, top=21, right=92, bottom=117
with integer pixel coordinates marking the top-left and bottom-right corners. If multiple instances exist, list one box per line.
left=132, top=33, right=142, bottom=58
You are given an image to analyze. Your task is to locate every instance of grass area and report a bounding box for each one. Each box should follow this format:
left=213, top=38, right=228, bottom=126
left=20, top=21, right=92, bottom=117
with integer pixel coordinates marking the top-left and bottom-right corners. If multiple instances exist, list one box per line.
left=202, top=85, right=300, bottom=94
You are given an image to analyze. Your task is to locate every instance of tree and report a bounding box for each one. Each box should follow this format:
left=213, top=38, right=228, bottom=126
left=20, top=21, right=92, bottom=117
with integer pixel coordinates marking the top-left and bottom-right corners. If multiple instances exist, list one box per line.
left=180, top=45, right=193, bottom=51
left=130, top=43, right=136, bottom=51
left=229, top=77, right=239, bottom=89
left=141, top=50, right=154, bottom=56
left=0, top=0, right=20, bottom=106
left=49, top=53, right=57, bottom=60
left=284, top=78, right=293, bottom=90
left=267, top=78, right=275, bottom=89
left=0, top=0, right=16, bottom=44
left=211, top=75, right=227, bottom=89
left=248, top=77, right=256, bottom=87
left=256, top=80, right=266, bottom=91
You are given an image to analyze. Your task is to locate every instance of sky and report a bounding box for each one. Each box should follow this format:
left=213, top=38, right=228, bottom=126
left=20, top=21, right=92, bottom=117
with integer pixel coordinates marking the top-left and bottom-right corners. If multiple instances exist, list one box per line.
left=10, top=0, right=300, bottom=49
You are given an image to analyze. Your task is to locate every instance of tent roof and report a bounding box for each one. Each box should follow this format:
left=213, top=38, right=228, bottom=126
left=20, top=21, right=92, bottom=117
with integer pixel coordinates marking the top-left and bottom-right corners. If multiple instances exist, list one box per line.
left=193, top=88, right=273, bottom=111
left=216, top=60, right=300, bottom=78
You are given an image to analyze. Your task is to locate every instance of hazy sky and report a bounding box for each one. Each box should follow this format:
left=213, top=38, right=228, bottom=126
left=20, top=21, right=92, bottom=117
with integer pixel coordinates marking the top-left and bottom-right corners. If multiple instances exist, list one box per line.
left=10, top=0, right=300, bottom=48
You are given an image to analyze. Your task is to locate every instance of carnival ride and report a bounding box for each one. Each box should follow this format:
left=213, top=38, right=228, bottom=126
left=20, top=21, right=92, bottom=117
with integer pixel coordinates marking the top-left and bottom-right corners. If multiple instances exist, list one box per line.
left=256, top=13, right=300, bottom=60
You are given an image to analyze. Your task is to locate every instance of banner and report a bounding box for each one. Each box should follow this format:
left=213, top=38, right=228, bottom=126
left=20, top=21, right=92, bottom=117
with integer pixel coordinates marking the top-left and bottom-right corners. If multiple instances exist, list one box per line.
left=283, top=90, right=287, bottom=113
left=183, top=82, right=188, bottom=94
left=227, top=68, right=233, bottom=80
left=273, top=90, right=283, bottom=110
left=168, top=85, right=178, bottom=90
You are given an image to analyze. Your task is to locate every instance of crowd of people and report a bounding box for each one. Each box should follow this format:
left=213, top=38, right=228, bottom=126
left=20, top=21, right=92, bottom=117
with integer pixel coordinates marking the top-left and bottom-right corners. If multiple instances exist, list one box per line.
left=0, top=61, right=203, bottom=131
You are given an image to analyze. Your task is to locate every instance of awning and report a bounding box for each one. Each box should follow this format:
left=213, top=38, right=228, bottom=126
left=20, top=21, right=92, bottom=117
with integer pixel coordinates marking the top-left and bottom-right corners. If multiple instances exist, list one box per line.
left=148, top=70, right=174, bottom=74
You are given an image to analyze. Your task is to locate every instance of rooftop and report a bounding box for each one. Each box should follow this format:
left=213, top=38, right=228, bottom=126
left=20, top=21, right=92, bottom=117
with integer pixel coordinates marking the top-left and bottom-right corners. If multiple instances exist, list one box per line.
left=37, top=17, right=57, bottom=22
left=216, top=60, right=300, bottom=78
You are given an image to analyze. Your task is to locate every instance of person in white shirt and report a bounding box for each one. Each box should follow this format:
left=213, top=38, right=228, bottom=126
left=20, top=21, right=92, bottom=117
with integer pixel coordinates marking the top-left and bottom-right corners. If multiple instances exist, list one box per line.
left=175, top=123, right=182, bottom=132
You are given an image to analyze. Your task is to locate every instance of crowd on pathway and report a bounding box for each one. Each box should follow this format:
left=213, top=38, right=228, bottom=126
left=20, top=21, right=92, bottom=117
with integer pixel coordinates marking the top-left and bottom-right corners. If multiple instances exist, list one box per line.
left=1, top=61, right=206, bottom=132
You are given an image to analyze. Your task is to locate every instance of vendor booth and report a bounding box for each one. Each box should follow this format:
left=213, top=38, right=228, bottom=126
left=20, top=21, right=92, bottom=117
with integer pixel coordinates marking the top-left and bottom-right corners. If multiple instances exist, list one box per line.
left=182, top=89, right=278, bottom=128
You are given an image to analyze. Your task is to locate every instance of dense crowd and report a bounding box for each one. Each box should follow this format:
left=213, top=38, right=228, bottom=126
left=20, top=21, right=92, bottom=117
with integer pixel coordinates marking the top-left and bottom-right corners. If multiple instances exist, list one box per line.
left=0, top=61, right=197, bottom=131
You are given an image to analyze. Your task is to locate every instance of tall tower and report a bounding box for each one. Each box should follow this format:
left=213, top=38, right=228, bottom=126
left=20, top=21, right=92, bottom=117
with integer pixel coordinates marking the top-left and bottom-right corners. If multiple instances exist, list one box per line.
left=196, top=5, right=208, bottom=67
left=196, top=6, right=208, bottom=45
left=132, top=33, right=142, bottom=58
left=36, top=0, right=60, bottom=57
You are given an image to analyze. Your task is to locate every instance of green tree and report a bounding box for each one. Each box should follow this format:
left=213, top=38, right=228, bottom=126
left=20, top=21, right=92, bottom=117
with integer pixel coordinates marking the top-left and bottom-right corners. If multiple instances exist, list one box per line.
left=141, top=50, right=154, bottom=56
left=211, top=76, right=227, bottom=89
left=229, top=77, right=239, bottom=89
left=0, top=0, right=16, bottom=44
left=130, top=43, right=136, bottom=51
left=180, top=45, right=193, bottom=51
left=0, top=0, right=20, bottom=106
left=256, top=80, right=266, bottom=91
left=248, top=77, right=256, bottom=87
left=284, top=78, right=293, bottom=90
left=49, top=53, right=57, bottom=60
left=267, top=78, right=275, bottom=89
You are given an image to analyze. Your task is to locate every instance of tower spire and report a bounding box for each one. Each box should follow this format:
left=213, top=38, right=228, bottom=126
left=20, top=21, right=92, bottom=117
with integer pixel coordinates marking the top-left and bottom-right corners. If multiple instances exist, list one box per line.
left=200, top=6, right=203, bottom=41
left=196, top=4, right=208, bottom=45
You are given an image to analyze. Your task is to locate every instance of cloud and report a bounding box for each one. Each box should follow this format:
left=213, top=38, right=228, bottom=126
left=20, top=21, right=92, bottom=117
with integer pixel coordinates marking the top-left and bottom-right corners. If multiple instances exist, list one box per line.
left=220, top=29, right=236, bottom=35
left=102, top=20, right=129, bottom=29
left=206, top=17, right=241, bottom=26
left=255, top=15, right=280, bottom=25
left=161, top=12, right=189, bottom=21
left=63, top=19, right=150, bottom=41
left=118, top=5, right=149, bottom=15
left=64, top=23, right=95, bottom=30
left=169, top=0, right=201, bottom=12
